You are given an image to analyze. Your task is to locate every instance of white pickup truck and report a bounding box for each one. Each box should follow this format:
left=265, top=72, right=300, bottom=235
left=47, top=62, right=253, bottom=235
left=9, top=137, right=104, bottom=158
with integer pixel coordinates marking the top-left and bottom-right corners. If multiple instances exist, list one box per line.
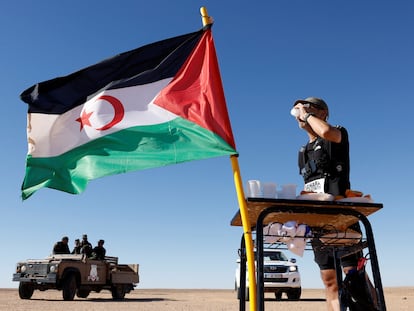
left=235, top=248, right=301, bottom=301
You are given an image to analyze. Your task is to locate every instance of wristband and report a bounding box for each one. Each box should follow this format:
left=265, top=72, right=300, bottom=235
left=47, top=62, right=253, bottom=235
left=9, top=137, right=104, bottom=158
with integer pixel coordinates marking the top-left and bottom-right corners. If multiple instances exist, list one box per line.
left=304, top=113, right=315, bottom=123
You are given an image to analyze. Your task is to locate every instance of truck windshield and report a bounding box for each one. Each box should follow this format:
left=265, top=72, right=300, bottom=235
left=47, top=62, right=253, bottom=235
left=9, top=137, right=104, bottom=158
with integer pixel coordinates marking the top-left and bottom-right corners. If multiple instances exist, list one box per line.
left=261, top=252, right=288, bottom=261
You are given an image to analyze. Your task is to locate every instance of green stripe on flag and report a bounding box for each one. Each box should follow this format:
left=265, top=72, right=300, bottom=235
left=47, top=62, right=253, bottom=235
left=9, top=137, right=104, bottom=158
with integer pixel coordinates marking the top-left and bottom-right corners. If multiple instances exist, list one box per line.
left=22, top=118, right=237, bottom=199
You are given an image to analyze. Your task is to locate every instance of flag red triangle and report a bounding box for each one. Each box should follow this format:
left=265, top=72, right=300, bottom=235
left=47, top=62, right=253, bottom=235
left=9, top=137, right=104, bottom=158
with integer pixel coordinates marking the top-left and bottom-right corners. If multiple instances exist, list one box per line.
left=154, top=29, right=236, bottom=149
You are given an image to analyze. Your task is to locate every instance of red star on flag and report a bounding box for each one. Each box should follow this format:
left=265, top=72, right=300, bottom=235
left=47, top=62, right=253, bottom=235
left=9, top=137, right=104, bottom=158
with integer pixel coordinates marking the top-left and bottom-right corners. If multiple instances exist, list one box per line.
left=76, top=110, right=93, bottom=131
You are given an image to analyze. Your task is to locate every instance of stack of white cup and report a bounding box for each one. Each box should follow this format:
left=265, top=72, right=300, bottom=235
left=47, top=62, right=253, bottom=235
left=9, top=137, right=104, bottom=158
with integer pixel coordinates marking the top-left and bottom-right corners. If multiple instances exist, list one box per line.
left=246, top=180, right=278, bottom=198
left=278, top=184, right=297, bottom=199
left=246, top=180, right=297, bottom=199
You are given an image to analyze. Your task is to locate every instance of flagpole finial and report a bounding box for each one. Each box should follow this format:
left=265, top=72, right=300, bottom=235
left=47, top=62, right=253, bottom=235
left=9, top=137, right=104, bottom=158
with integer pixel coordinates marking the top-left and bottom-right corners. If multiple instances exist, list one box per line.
left=200, top=6, right=213, bottom=27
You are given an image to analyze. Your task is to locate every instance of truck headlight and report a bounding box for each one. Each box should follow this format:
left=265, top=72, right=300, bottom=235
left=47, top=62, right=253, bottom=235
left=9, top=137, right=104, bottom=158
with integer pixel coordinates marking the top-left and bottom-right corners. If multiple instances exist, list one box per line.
left=289, top=265, right=298, bottom=272
left=49, top=265, right=58, bottom=273
left=20, top=265, right=27, bottom=273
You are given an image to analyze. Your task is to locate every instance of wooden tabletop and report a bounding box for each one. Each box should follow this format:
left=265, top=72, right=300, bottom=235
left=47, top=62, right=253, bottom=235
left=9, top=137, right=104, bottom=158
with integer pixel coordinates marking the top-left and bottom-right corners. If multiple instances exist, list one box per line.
left=230, top=198, right=383, bottom=231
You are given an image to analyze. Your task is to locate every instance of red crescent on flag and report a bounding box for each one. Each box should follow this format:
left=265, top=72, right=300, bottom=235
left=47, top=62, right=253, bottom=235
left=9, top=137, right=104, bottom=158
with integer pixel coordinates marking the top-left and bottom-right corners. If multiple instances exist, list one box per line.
left=95, top=95, right=125, bottom=131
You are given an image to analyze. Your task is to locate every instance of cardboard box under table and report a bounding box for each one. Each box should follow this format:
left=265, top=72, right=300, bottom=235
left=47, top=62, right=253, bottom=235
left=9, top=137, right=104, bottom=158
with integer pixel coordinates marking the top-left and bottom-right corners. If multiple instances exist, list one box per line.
left=231, top=198, right=386, bottom=311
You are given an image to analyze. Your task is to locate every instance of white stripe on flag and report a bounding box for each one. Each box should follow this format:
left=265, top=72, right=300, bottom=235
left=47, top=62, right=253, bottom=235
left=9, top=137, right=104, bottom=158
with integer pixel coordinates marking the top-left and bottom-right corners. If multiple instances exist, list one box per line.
left=28, top=78, right=177, bottom=157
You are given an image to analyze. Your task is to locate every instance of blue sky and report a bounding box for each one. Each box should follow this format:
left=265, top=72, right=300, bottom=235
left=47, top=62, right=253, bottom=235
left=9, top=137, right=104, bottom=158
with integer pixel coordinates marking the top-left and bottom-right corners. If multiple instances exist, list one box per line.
left=1, top=0, right=413, bottom=290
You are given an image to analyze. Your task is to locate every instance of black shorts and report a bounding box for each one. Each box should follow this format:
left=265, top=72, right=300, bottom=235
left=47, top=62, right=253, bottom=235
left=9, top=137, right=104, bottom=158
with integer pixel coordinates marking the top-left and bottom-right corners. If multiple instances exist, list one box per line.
left=312, top=222, right=362, bottom=270
left=312, top=244, right=361, bottom=270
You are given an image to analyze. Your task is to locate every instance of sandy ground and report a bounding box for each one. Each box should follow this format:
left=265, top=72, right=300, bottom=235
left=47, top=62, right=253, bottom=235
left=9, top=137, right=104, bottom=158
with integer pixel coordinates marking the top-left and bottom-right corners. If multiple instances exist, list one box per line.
left=0, top=287, right=412, bottom=311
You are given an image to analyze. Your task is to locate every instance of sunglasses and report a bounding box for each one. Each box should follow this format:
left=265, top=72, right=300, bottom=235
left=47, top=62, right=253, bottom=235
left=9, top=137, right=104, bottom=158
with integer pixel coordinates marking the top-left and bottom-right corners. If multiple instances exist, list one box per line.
left=304, top=102, right=325, bottom=110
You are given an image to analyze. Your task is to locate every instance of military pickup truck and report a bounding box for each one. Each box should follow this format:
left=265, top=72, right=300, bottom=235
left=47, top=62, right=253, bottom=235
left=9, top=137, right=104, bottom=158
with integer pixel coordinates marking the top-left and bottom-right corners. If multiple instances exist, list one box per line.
left=13, top=254, right=139, bottom=301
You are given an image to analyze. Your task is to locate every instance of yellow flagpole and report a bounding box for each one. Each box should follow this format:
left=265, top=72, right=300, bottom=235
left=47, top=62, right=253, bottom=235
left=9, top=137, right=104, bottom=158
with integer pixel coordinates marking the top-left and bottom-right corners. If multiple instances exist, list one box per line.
left=230, top=155, right=257, bottom=311
left=200, top=6, right=213, bottom=26
left=200, top=7, right=257, bottom=311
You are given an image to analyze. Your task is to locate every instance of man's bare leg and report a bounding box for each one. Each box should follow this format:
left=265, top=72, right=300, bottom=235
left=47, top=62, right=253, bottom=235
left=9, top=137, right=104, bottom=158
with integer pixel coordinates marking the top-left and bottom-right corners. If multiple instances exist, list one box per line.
left=320, top=269, right=339, bottom=311
left=320, top=266, right=356, bottom=311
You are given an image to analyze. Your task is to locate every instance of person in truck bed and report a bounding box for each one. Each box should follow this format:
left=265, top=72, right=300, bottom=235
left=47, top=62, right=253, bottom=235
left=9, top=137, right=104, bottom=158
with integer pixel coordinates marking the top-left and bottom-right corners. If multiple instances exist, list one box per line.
left=71, top=238, right=81, bottom=254
left=92, top=239, right=106, bottom=260
left=80, top=234, right=93, bottom=257
left=53, top=236, right=70, bottom=254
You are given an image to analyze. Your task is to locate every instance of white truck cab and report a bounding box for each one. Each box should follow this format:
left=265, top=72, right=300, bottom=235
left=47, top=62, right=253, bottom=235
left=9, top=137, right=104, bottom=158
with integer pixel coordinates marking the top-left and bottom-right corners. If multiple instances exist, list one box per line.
left=235, top=248, right=301, bottom=300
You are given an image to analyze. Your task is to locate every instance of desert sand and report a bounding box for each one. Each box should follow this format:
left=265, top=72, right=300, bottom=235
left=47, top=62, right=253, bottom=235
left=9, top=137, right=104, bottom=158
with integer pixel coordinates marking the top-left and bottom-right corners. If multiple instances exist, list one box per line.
left=0, top=287, right=412, bottom=310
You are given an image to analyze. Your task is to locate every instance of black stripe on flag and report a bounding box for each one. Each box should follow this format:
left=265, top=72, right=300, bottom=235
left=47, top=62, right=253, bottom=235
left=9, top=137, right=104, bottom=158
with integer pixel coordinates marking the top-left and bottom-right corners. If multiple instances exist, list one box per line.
left=21, top=29, right=204, bottom=115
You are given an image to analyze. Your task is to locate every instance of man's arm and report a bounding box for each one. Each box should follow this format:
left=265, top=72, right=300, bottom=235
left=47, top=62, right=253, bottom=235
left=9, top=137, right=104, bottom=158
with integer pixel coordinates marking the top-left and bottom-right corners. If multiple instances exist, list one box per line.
left=296, top=103, right=342, bottom=143
left=305, top=114, right=342, bottom=143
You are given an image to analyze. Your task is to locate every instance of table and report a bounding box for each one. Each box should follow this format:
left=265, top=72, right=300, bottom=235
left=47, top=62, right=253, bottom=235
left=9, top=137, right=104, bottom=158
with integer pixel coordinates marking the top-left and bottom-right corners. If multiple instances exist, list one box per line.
left=231, top=198, right=386, bottom=311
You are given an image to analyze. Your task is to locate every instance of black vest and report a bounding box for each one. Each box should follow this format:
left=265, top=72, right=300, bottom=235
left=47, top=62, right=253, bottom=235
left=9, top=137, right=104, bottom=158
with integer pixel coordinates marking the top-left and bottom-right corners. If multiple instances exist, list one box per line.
left=298, top=126, right=350, bottom=196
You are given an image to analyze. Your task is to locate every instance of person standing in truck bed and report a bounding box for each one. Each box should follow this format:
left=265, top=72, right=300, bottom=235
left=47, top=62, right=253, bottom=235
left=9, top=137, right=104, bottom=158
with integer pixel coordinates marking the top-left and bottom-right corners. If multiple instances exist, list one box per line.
left=80, top=234, right=92, bottom=257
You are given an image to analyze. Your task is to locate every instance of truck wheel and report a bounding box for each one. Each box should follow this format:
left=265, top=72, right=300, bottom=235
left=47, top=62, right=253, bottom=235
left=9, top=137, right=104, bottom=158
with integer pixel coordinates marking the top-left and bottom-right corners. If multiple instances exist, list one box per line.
left=18, top=282, right=34, bottom=299
left=275, top=291, right=282, bottom=301
left=287, top=287, right=301, bottom=301
left=236, top=287, right=249, bottom=301
left=111, top=285, right=126, bottom=300
left=62, top=274, right=77, bottom=301
left=76, top=288, right=90, bottom=298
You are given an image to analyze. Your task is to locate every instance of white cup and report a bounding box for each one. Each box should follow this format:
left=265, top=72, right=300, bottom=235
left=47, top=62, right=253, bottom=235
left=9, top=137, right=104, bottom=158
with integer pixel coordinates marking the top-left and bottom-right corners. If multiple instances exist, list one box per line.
left=279, top=184, right=297, bottom=199
left=290, top=107, right=299, bottom=117
left=262, top=182, right=277, bottom=198
left=246, top=180, right=262, bottom=197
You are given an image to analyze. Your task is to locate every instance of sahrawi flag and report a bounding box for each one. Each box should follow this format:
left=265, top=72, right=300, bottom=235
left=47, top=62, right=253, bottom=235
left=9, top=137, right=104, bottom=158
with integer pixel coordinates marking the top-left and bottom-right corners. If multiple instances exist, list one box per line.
left=20, top=27, right=237, bottom=200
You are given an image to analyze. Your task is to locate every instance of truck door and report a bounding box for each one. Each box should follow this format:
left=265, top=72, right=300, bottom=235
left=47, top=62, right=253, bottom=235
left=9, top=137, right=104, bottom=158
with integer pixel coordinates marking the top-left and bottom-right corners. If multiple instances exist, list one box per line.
left=82, top=260, right=106, bottom=285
